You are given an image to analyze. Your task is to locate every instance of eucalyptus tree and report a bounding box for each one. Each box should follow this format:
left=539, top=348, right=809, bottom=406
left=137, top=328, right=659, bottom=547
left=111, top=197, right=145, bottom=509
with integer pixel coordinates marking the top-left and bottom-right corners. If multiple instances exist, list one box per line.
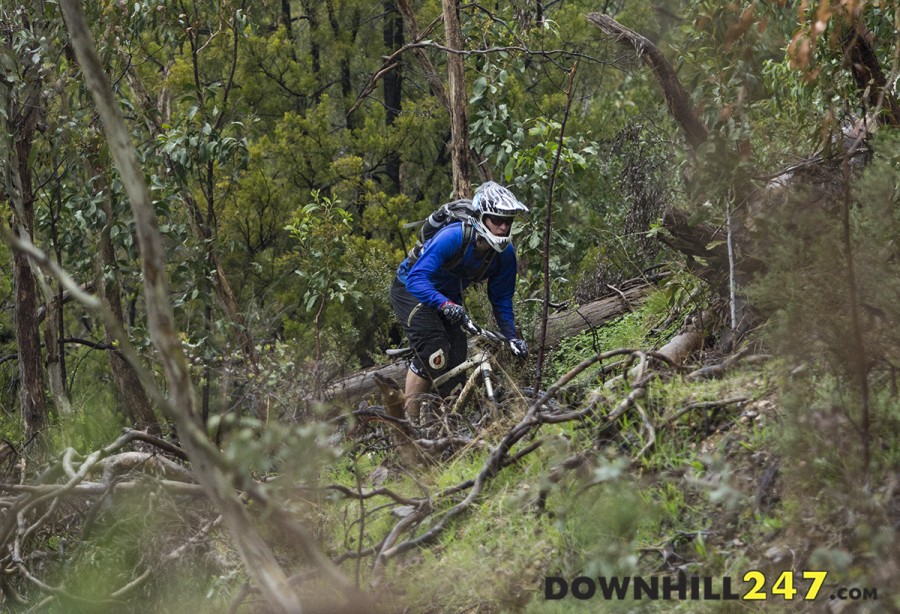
left=0, top=4, right=51, bottom=443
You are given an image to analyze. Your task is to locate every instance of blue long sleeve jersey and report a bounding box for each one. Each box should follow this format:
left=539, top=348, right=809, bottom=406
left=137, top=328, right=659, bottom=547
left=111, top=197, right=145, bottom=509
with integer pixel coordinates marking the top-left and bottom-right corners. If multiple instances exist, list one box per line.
left=396, top=222, right=518, bottom=339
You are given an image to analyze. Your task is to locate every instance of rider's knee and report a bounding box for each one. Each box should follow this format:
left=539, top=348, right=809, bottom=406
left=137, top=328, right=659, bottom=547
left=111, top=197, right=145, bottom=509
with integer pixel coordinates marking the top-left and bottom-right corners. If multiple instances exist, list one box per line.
left=412, top=340, right=452, bottom=379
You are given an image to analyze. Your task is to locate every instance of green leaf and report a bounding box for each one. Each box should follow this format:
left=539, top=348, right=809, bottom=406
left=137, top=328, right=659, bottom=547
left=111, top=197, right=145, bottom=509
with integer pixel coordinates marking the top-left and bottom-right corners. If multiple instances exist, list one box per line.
left=472, top=77, right=487, bottom=100
left=503, top=157, right=516, bottom=182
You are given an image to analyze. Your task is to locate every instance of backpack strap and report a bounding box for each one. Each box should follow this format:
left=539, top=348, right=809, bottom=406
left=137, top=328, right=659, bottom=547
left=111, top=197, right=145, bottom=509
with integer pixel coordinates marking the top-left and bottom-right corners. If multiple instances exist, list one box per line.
left=442, top=222, right=473, bottom=271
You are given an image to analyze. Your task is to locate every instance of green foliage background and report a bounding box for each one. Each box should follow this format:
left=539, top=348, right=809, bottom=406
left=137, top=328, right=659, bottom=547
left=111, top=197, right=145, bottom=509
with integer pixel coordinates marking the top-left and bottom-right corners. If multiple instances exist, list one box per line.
left=1, top=0, right=899, bottom=611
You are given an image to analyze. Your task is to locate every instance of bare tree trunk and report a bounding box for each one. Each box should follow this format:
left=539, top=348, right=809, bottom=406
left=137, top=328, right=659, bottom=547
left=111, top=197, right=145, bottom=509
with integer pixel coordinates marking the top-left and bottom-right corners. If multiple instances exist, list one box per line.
left=300, top=0, right=322, bottom=103
left=396, top=0, right=490, bottom=183
left=326, top=0, right=360, bottom=129
left=280, top=0, right=293, bottom=41
left=384, top=0, right=404, bottom=194
left=533, top=63, right=577, bottom=394
left=0, top=71, right=50, bottom=444
left=42, top=293, right=72, bottom=416
left=442, top=0, right=472, bottom=198
left=59, top=2, right=304, bottom=610
left=96, top=183, right=161, bottom=434
left=43, top=171, right=73, bottom=417
left=12, top=246, right=47, bottom=442
left=397, top=0, right=449, bottom=109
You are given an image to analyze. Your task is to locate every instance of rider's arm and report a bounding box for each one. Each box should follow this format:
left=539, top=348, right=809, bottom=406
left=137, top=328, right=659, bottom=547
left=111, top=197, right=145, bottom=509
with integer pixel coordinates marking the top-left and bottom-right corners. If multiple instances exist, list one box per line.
left=404, top=225, right=464, bottom=309
left=487, top=248, right=518, bottom=339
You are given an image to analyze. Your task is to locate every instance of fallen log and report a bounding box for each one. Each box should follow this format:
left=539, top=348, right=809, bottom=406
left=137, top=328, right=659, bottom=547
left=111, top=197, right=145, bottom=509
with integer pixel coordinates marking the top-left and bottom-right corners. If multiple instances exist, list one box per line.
left=324, top=279, right=656, bottom=406
left=534, top=278, right=652, bottom=347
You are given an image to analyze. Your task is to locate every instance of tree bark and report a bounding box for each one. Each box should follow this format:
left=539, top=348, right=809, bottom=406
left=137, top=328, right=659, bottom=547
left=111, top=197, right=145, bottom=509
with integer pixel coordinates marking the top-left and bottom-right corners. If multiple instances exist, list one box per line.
left=280, top=0, right=293, bottom=41
left=442, top=0, right=472, bottom=198
left=46, top=171, right=73, bottom=416
left=396, top=0, right=450, bottom=110
left=0, top=59, right=50, bottom=444
left=12, top=245, right=47, bottom=442
left=842, top=20, right=900, bottom=126
left=396, top=0, right=491, bottom=183
left=383, top=0, right=404, bottom=194
left=300, top=0, right=322, bottom=104
left=326, top=0, right=360, bottom=129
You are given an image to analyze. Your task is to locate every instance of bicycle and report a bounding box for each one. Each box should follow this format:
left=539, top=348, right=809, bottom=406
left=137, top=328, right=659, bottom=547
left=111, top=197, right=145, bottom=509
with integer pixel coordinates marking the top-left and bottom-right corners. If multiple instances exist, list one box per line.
left=386, top=318, right=522, bottom=409
left=350, top=321, right=559, bottom=462
left=359, top=319, right=528, bottom=448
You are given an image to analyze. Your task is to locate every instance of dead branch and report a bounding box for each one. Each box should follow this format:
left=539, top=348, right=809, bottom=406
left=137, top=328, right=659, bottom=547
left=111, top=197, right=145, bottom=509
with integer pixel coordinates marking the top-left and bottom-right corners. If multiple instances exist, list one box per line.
left=664, top=396, right=751, bottom=426
left=0, top=427, right=209, bottom=606
left=534, top=61, right=579, bottom=389
left=2, top=480, right=206, bottom=498
left=319, top=484, right=420, bottom=507
left=368, top=347, right=651, bottom=580
left=95, top=452, right=194, bottom=483
left=655, top=329, right=705, bottom=366
left=687, top=350, right=772, bottom=380
left=585, top=13, right=708, bottom=150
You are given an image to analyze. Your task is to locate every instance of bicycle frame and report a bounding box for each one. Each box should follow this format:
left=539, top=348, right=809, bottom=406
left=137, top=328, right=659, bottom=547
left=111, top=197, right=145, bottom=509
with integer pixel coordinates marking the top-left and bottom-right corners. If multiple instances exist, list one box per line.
left=431, top=345, right=497, bottom=402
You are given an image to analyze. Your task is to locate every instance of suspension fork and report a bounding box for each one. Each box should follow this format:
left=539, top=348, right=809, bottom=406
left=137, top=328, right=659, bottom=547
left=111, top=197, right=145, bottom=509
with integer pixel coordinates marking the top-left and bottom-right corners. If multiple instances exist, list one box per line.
left=476, top=353, right=496, bottom=402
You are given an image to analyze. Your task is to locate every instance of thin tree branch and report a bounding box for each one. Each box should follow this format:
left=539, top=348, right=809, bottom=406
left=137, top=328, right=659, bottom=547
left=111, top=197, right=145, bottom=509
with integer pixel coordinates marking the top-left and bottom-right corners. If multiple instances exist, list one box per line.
left=534, top=61, right=578, bottom=394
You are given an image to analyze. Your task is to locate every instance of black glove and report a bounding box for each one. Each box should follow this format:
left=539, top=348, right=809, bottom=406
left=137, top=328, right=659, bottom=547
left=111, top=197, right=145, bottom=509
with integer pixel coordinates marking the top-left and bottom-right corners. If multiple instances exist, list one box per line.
left=439, top=301, right=468, bottom=326
left=510, top=338, right=528, bottom=358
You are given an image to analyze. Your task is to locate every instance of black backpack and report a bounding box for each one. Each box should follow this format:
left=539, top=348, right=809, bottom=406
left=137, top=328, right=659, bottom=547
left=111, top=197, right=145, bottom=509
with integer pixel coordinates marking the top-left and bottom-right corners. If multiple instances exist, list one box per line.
left=405, top=199, right=495, bottom=281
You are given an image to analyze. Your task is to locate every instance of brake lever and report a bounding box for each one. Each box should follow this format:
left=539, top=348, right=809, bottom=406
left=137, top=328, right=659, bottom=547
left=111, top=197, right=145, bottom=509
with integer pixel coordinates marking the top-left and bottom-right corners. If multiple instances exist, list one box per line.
left=462, top=319, right=504, bottom=342
left=461, top=318, right=481, bottom=336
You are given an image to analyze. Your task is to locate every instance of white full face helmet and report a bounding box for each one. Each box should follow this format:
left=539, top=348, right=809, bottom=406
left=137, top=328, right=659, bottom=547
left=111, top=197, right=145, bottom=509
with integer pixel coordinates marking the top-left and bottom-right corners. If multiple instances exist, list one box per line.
left=471, top=181, right=529, bottom=252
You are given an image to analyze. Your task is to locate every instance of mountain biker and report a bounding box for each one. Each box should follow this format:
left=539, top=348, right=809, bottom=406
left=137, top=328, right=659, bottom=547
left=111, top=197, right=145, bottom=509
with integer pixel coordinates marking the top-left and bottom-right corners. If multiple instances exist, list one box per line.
left=389, top=181, right=530, bottom=422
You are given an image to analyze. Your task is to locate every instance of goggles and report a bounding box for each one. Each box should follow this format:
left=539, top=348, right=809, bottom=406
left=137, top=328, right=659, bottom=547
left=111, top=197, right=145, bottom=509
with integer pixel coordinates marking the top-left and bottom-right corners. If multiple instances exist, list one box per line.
left=483, top=214, right=515, bottom=226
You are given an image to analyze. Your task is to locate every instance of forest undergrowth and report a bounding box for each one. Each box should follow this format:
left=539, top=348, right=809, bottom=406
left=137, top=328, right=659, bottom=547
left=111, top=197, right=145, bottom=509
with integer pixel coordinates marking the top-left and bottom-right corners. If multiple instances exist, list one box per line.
left=318, top=288, right=897, bottom=614
left=4, top=282, right=896, bottom=613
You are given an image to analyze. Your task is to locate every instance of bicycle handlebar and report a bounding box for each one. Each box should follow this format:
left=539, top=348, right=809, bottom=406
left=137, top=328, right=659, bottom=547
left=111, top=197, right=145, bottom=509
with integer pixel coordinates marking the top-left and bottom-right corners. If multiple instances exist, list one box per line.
left=461, top=318, right=526, bottom=357
left=386, top=318, right=526, bottom=359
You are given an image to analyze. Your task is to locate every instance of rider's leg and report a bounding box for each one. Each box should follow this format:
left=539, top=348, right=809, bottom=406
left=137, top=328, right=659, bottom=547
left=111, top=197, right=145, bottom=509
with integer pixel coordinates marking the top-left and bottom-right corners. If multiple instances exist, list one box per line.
left=404, top=368, right=432, bottom=423
left=389, top=277, right=470, bottom=421
left=436, top=324, right=468, bottom=396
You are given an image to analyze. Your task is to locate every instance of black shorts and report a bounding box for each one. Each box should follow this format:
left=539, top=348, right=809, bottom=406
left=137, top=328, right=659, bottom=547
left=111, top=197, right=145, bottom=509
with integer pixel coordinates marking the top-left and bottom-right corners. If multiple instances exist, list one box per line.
left=390, top=277, right=467, bottom=394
